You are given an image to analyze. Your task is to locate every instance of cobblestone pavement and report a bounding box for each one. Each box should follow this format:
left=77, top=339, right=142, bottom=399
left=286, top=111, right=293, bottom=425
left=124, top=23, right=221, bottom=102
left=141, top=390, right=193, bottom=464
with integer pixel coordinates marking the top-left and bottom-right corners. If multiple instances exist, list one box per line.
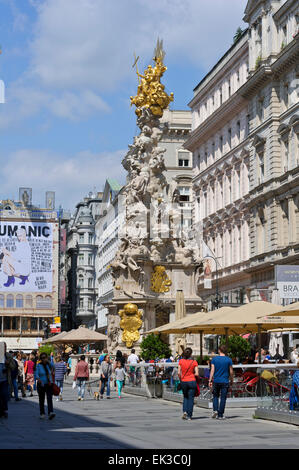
left=1, top=383, right=299, bottom=449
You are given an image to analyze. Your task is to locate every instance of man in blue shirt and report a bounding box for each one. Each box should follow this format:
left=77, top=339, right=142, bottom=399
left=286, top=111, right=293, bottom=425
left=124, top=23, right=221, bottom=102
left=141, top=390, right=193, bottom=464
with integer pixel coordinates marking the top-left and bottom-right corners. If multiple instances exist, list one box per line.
left=209, top=344, right=233, bottom=420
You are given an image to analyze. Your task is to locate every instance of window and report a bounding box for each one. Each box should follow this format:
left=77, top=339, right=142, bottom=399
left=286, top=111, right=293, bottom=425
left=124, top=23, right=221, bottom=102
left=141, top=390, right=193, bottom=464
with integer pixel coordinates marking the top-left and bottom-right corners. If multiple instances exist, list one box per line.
left=88, top=278, right=93, bottom=288
left=11, top=317, right=19, bottom=330
left=88, top=254, right=93, bottom=265
left=88, top=233, right=93, bottom=244
left=228, top=128, right=232, bottom=149
left=6, top=295, right=14, bottom=308
left=258, top=152, right=264, bottom=184
left=3, top=317, right=10, bottom=329
left=16, top=295, right=23, bottom=308
left=30, top=318, right=38, bottom=330
left=220, top=87, right=222, bottom=105
left=212, top=142, right=215, bottom=160
left=79, top=298, right=84, bottom=309
left=220, top=136, right=223, bottom=155
left=79, top=233, right=84, bottom=243
left=21, top=318, right=28, bottom=331
left=178, top=159, right=189, bottom=167
left=78, top=275, right=84, bottom=288
left=78, top=254, right=84, bottom=265
left=25, top=295, right=33, bottom=307
left=178, top=187, right=190, bottom=203
left=236, top=121, right=240, bottom=141
left=0, top=295, right=4, bottom=308
left=88, top=298, right=93, bottom=309
left=282, top=138, right=289, bottom=172
left=36, top=296, right=52, bottom=309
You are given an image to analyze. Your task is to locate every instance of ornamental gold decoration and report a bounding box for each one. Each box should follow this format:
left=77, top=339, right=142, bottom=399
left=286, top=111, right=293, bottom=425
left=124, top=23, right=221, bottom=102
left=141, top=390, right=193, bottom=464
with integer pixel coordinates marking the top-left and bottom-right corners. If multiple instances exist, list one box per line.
left=118, top=303, right=143, bottom=348
left=150, top=265, right=172, bottom=293
left=130, top=38, right=174, bottom=118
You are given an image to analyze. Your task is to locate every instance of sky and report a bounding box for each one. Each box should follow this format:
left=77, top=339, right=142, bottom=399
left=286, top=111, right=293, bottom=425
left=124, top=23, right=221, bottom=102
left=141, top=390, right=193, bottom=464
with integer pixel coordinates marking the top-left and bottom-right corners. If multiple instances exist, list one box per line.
left=0, top=0, right=248, bottom=211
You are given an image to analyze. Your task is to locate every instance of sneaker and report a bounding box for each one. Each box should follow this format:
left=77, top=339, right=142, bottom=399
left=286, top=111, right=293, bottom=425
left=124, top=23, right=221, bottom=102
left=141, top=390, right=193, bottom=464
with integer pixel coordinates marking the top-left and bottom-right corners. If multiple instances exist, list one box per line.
left=118, top=396, right=121, bottom=399
left=40, top=414, right=46, bottom=419
left=182, top=412, right=188, bottom=420
left=107, top=397, right=110, bottom=399
left=187, top=417, right=192, bottom=421
left=56, top=398, right=59, bottom=402
left=216, top=416, right=225, bottom=420
left=81, top=398, right=84, bottom=401
left=100, top=395, right=103, bottom=399
left=15, top=398, right=21, bottom=402
left=78, top=397, right=81, bottom=401
left=30, top=392, right=33, bottom=397
left=211, top=411, right=218, bottom=419
left=48, top=413, right=56, bottom=420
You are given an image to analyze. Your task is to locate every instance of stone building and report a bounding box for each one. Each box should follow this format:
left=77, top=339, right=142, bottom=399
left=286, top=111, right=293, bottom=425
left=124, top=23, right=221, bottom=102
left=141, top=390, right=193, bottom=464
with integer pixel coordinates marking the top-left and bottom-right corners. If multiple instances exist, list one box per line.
left=0, top=193, right=59, bottom=351
left=64, top=192, right=103, bottom=329
left=185, top=0, right=299, bottom=319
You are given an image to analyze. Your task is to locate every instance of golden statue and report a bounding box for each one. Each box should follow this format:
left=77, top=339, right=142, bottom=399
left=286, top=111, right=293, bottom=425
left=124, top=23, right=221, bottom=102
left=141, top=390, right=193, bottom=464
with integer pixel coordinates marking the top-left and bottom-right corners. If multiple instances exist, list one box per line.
left=130, top=39, right=174, bottom=118
left=119, top=303, right=143, bottom=348
left=150, top=265, right=172, bottom=293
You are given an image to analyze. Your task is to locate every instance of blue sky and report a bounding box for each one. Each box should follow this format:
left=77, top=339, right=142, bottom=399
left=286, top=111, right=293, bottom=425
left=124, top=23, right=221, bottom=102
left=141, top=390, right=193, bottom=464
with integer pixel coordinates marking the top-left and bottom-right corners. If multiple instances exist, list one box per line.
left=0, top=0, right=247, bottom=210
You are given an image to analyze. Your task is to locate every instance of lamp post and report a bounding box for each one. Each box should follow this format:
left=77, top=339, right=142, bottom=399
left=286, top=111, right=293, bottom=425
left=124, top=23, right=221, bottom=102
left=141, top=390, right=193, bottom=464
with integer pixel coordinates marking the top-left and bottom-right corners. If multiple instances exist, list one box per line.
left=203, top=254, right=221, bottom=311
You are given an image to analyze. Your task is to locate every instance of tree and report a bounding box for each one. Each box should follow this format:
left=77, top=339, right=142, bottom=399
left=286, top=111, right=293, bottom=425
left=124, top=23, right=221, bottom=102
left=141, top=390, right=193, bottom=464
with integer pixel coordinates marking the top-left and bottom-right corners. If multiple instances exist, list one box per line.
left=140, top=334, right=172, bottom=361
left=38, top=344, right=56, bottom=357
left=220, top=335, right=250, bottom=362
left=233, top=27, right=244, bottom=43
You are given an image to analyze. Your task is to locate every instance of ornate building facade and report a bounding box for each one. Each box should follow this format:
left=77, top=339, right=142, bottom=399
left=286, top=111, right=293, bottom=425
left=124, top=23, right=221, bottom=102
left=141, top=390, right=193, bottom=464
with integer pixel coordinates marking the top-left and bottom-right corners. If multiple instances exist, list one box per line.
left=64, top=192, right=103, bottom=329
left=0, top=192, right=60, bottom=351
left=186, top=0, right=299, bottom=313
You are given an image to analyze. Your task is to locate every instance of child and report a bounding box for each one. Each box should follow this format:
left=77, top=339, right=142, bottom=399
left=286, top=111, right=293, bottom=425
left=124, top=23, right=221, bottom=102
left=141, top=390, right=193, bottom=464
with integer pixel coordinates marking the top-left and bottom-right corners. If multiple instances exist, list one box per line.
left=114, top=360, right=128, bottom=399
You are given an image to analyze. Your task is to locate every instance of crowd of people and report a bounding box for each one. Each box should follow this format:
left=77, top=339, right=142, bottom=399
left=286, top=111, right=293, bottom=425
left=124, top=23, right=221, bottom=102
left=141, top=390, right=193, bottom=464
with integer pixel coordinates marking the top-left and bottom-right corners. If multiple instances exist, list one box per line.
left=2, top=340, right=299, bottom=422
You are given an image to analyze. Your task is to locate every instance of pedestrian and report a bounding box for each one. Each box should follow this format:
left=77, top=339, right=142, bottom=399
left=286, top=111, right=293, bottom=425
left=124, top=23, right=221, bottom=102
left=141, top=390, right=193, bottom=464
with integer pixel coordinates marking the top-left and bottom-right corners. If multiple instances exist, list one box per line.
left=99, top=354, right=112, bottom=399
left=54, top=355, right=67, bottom=401
left=113, top=351, right=126, bottom=391
left=97, top=349, right=108, bottom=366
left=35, top=352, right=55, bottom=420
left=178, top=347, right=199, bottom=421
left=66, top=355, right=72, bottom=376
left=0, top=342, right=14, bottom=419
left=209, top=344, right=233, bottom=420
left=114, top=360, right=128, bottom=399
left=16, top=352, right=26, bottom=398
left=74, top=355, right=89, bottom=401
left=8, top=351, right=20, bottom=401
left=127, top=348, right=139, bottom=386
left=24, top=353, right=35, bottom=396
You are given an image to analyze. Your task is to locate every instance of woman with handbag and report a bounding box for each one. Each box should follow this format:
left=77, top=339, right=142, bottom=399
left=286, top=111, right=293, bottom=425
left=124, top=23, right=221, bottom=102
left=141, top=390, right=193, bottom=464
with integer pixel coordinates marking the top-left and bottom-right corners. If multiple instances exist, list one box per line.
left=35, top=353, right=55, bottom=420
left=178, top=348, right=199, bottom=421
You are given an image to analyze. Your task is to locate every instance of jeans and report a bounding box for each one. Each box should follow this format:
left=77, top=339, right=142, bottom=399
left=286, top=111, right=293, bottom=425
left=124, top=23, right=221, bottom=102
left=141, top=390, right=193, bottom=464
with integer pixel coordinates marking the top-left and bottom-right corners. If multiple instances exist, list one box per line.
left=76, top=378, right=86, bottom=398
left=181, top=381, right=197, bottom=418
left=212, top=383, right=229, bottom=417
left=100, top=377, right=111, bottom=397
left=37, top=383, right=53, bottom=416
left=0, top=381, right=9, bottom=416
left=55, top=379, right=64, bottom=394
left=11, top=377, right=19, bottom=400
left=116, top=380, right=124, bottom=396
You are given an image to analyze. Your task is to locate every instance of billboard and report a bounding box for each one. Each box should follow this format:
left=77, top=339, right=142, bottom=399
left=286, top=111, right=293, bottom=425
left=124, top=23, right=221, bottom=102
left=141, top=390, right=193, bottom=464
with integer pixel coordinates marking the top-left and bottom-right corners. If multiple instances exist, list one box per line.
left=0, top=221, right=53, bottom=292
left=276, top=265, right=299, bottom=299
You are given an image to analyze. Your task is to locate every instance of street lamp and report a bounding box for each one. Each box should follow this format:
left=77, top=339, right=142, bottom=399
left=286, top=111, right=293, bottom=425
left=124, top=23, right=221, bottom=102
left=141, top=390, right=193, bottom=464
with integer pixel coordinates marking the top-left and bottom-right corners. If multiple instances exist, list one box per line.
left=203, top=254, right=222, bottom=311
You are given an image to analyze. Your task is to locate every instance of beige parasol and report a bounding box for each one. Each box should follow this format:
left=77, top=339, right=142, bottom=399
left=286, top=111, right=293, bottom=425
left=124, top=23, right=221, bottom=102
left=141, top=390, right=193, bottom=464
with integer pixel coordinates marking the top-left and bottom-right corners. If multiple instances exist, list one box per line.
left=53, top=326, right=108, bottom=344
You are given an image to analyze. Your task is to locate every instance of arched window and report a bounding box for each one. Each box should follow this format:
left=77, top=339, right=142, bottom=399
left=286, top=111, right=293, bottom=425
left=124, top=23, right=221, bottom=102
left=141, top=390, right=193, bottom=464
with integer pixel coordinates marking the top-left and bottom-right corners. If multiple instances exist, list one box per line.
left=16, top=295, right=23, bottom=308
left=36, top=295, right=44, bottom=309
left=6, top=294, right=14, bottom=308
left=45, top=296, right=52, bottom=308
left=0, top=295, right=4, bottom=308
left=25, top=295, right=33, bottom=307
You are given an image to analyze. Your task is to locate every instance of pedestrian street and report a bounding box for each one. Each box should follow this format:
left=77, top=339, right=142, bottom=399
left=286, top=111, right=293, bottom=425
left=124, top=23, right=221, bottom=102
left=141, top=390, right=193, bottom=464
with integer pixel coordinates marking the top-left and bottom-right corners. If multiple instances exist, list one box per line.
left=1, top=383, right=299, bottom=449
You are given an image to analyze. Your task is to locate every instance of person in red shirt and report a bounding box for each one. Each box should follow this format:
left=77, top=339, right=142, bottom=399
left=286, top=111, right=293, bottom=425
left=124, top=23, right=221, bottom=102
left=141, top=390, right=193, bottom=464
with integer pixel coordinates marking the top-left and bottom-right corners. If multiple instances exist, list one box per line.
left=178, top=348, right=199, bottom=420
left=24, top=354, right=35, bottom=397
left=74, top=355, right=89, bottom=401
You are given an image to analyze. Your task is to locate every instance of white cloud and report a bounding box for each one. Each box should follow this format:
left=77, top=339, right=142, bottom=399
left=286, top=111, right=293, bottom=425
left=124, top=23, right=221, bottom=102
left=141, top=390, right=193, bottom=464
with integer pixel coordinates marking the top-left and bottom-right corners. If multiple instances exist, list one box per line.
left=0, top=148, right=126, bottom=209
left=29, top=0, right=247, bottom=90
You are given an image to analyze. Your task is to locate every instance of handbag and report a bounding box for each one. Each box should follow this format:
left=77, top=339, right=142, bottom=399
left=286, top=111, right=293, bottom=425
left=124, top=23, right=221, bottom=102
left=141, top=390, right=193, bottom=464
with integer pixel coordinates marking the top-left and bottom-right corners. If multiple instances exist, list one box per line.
left=41, top=362, right=60, bottom=396
left=195, top=376, right=200, bottom=397
left=177, top=360, right=195, bottom=391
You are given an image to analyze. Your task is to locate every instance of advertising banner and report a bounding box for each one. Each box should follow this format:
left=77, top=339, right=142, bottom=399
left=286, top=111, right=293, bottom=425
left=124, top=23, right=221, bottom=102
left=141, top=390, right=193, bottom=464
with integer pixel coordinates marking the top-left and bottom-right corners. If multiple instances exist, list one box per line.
left=0, top=221, right=53, bottom=292
left=276, top=265, right=299, bottom=299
